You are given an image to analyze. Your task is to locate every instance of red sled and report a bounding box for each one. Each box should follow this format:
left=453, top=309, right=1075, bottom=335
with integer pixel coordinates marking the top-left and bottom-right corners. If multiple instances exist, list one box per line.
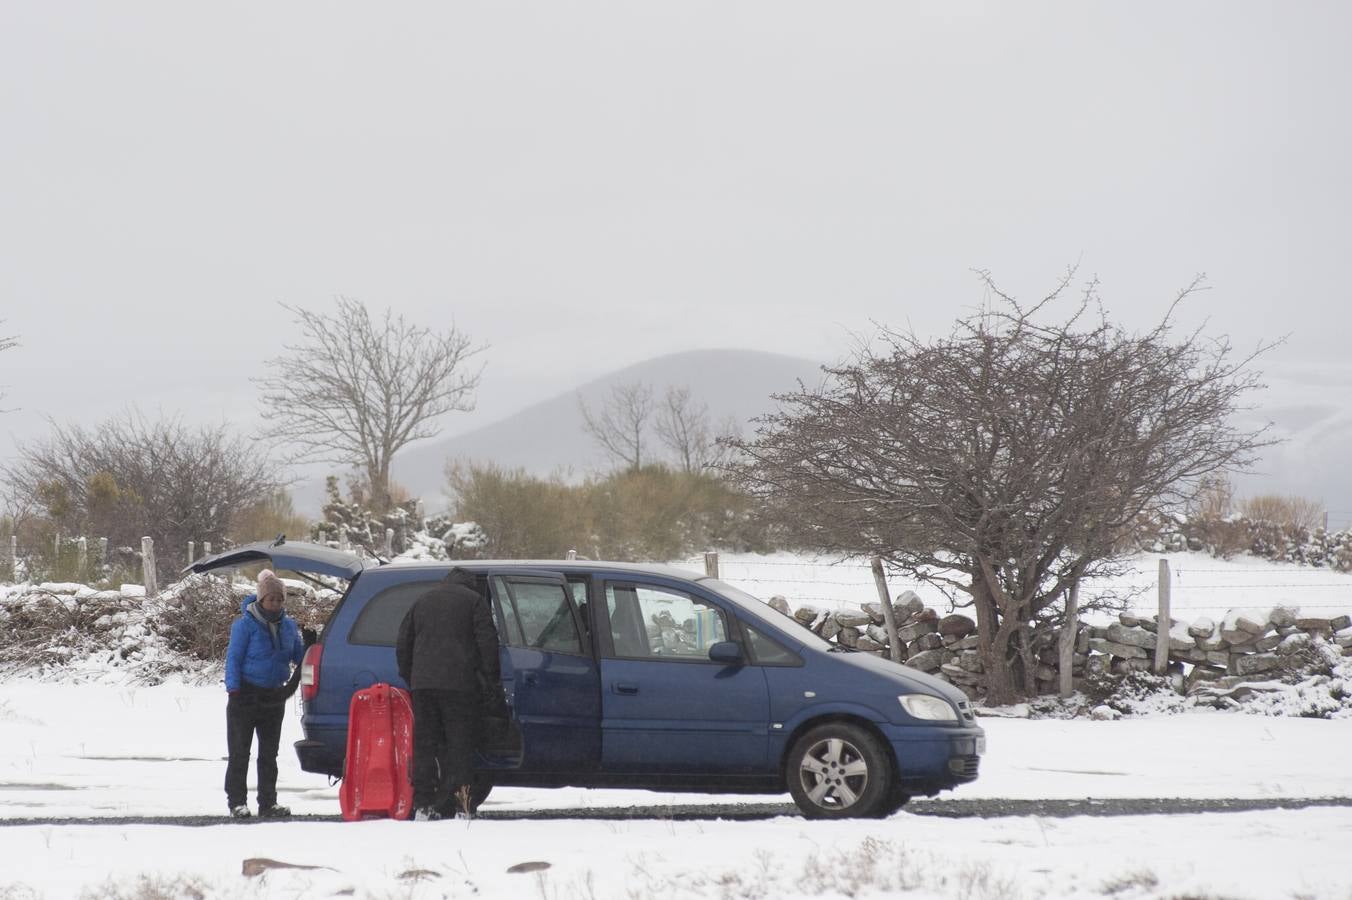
left=338, top=683, right=415, bottom=821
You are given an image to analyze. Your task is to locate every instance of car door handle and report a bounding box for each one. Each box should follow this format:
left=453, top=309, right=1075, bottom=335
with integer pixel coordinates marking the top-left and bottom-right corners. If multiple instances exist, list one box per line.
left=613, top=682, right=639, bottom=695
left=521, top=672, right=538, bottom=686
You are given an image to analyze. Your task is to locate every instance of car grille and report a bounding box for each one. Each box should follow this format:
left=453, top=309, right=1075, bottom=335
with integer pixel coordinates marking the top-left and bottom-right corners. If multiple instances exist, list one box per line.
left=949, top=756, right=981, bottom=779
left=957, top=700, right=976, bottom=725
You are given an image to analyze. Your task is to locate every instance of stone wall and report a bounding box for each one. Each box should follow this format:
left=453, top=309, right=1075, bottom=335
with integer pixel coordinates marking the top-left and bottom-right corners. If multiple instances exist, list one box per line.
left=779, top=592, right=1352, bottom=699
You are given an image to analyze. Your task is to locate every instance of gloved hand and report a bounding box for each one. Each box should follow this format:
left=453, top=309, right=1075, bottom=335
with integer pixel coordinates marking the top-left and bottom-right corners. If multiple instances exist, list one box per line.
left=302, top=627, right=318, bottom=647
left=484, top=683, right=510, bottom=719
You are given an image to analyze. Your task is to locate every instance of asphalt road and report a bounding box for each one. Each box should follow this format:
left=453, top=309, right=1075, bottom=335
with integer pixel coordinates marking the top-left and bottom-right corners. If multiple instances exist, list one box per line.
left=3, top=796, right=1350, bottom=827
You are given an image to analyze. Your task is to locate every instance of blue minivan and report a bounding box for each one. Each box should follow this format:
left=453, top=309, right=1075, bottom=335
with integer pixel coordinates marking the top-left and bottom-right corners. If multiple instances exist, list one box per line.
left=191, top=540, right=984, bottom=819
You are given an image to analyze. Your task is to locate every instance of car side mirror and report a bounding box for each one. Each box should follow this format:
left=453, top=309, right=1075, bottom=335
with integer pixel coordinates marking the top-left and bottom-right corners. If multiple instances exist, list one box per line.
left=707, top=641, right=744, bottom=665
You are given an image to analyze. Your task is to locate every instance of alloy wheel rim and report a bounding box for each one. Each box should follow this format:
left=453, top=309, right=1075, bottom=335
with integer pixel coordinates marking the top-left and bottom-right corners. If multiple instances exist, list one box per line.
left=799, top=737, right=870, bottom=810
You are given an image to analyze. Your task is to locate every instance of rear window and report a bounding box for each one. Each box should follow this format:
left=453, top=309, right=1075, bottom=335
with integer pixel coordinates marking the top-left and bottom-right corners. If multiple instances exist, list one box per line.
left=348, top=579, right=441, bottom=645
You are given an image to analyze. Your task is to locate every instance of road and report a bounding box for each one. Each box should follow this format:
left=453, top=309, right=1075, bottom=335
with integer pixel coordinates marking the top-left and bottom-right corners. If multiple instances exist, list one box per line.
left=3, top=795, right=1349, bottom=827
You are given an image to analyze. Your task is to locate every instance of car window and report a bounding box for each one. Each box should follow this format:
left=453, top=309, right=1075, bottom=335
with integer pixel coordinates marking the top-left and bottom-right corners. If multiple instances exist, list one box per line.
left=606, top=583, right=728, bottom=660
left=348, top=579, right=441, bottom=646
left=744, top=622, right=802, bottom=666
left=495, top=577, right=583, bottom=654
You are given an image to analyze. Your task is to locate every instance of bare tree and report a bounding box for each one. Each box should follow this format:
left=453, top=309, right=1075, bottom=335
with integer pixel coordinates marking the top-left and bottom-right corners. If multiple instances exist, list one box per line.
left=579, top=381, right=654, bottom=471
left=3, top=411, right=282, bottom=581
left=729, top=272, right=1274, bottom=703
left=255, top=296, right=484, bottom=512
left=654, top=386, right=739, bottom=473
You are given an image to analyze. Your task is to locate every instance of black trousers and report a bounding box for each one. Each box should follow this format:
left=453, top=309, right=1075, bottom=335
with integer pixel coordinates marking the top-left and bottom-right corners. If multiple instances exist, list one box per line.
left=410, top=689, right=481, bottom=811
left=224, top=686, right=287, bottom=809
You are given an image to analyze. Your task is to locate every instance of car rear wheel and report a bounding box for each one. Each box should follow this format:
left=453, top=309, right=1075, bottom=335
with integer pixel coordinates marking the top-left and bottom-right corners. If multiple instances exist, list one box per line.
left=787, top=722, right=893, bottom=819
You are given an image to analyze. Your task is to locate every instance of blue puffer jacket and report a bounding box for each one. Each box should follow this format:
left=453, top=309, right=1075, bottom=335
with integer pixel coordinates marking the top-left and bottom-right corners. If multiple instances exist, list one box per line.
left=224, top=594, right=305, bottom=691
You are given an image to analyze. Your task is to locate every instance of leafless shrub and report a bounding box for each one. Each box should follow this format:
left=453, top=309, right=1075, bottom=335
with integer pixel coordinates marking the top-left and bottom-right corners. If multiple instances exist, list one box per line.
left=78, top=873, right=210, bottom=900
left=1239, top=493, right=1325, bottom=530
left=1099, top=868, right=1160, bottom=896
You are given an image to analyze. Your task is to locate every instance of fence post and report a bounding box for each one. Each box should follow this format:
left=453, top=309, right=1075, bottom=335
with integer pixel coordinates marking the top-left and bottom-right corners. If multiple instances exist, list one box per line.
left=1155, top=558, right=1171, bottom=675
left=188, top=541, right=195, bottom=566
left=384, top=528, right=394, bottom=556
left=99, top=537, right=108, bottom=568
left=703, top=551, right=719, bottom=579
left=566, top=549, right=577, bottom=560
left=1059, top=580, right=1079, bottom=698
left=869, top=557, right=903, bottom=662
left=141, top=536, right=158, bottom=597
left=203, top=541, right=212, bottom=559
left=8, top=535, right=16, bottom=572
left=77, top=537, right=88, bottom=576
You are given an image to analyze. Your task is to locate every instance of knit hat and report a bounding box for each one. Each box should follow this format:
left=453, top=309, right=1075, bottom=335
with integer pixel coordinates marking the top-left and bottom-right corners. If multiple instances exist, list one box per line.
left=257, top=569, right=285, bottom=602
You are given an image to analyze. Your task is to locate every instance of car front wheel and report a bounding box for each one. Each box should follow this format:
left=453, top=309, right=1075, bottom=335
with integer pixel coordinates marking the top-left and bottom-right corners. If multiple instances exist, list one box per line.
left=786, top=722, right=893, bottom=819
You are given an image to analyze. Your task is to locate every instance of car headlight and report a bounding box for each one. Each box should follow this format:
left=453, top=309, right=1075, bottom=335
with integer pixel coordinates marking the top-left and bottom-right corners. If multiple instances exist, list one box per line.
left=899, top=694, right=959, bottom=722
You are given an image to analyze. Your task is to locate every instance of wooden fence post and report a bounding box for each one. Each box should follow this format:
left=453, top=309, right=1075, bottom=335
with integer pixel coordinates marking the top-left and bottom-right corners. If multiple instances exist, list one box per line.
left=99, top=537, right=108, bottom=567
left=1155, top=558, right=1171, bottom=675
left=8, top=536, right=16, bottom=570
left=203, top=541, right=212, bottom=558
left=384, top=528, right=394, bottom=556
left=566, top=549, right=577, bottom=560
left=141, top=536, right=158, bottom=597
left=1059, top=580, right=1079, bottom=698
left=869, top=557, right=903, bottom=663
left=77, top=537, right=88, bottom=576
left=703, top=551, right=719, bottom=579
left=188, top=541, right=195, bottom=566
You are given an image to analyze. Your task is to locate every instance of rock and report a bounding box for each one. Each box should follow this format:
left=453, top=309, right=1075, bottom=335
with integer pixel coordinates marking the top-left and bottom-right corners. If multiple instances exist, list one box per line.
left=1335, top=628, right=1352, bottom=649
left=906, top=648, right=945, bottom=672
left=1084, top=655, right=1109, bottom=676
left=1188, top=617, right=1216, bottom=639
left=938, top=614, right=976, bottom=638
left=833, top=607, right=872, bottom=628
left=1199, top=631, right=1228, bottom=651
left=1119, top=613, right=1143, bottom=627
left=1110, top=658, right=1151, bottom=674
left=768, top=595, right=791, bottom=616
left=1086, top=625, right=1109, bottom=640
left=913, top=632, right=946, bottom=652
left=856, top=637, right=884, bottom=652
left=1277, top=633, right=1312, bottom=655
left=894, top=590, right=925, bottom=620
left=865, top=624, right=892, bottom=646
left=1252, top=634, right=1283, bottom=653
left=1170, top=647, right=1208, bottom=665
left=1090, top=638, right=1148, bottom=659
left=859, top=602, right=886, bottom=625
left=1076, top=628, right=1090, bottom=654
left=793, top=606, right=821, bottom=627
left=1090, top=705, right=1120, bottom=721
left=1269, top=606, right=1298, bottom=628
left=1165, top=621, right=1195, bottom=651
left=1184, top=665, right=1227, bottom=693
left=1205, top=650, right=1231, bottom=667
left=1034, top=663, right=1056, bottom=682
left=820, top=617, right=841, bottom=640
left=837, top=626, right=860, bottom=648
left=1235, top=613, right=1269, bottom=635
left=1105, top=624, right=1156, bottom=650
left=940, top=663, right=981, bottom=684
left=1295, top=617, right=1334, bottom=633
left=957, top=650, right=983, bottom=672
left=897, top=619, right=939, bottom=644
left=1331, top=614, right=1352, bottom=631
left=1229, top=653, right=1280, bottom=676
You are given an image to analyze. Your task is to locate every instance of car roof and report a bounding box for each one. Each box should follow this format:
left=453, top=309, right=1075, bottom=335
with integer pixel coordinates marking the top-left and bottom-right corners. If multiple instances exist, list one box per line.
left=378, top=559, right=708, bottom=584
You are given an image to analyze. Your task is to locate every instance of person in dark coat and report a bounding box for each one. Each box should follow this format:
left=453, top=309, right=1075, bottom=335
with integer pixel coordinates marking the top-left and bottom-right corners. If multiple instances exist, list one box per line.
left=223, top=569, right=306, bottom=819
left=396, top=567, right=505, bottom=821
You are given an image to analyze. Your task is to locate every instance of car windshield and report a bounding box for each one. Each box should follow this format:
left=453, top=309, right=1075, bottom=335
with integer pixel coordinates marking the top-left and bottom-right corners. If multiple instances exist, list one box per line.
left=699, top=578, right=834, bottom=652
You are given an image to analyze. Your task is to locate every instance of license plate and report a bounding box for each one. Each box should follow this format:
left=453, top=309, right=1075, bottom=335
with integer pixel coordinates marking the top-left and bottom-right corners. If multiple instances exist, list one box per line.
left=975, top=734, right=986, bottom=756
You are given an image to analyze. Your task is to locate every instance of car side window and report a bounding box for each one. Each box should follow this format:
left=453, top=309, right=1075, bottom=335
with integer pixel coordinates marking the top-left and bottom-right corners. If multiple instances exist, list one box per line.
left=494, top=577, right=583, bottom=655
left=743, top=622, right=802, bottom=666
left=606, top=583, right=728, bottom=660
left=347, top=580, right=441, bottom=646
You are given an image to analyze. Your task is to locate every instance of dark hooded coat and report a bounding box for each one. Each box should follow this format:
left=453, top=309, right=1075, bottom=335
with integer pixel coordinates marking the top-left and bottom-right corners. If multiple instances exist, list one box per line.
left=395, top=568, right=502, bottom=692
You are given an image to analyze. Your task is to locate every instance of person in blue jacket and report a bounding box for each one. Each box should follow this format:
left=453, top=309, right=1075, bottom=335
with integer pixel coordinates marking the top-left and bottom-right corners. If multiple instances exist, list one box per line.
left=224, top=569, right=305, bottom=819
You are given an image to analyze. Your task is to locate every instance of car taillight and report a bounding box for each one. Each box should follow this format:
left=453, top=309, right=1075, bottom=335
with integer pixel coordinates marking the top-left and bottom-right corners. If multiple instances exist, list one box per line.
left=300, top=644, right=322, bottom=703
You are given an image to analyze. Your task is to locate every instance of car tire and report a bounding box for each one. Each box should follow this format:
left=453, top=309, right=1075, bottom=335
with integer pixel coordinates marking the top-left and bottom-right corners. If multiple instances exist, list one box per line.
left=786, top=722, right=893, bottom=819
left=872, top=781, right=912, bottom=818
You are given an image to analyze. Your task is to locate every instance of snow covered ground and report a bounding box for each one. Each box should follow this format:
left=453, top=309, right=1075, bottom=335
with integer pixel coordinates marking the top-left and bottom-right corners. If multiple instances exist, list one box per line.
left=1, top=684, right=1350, bottom=898
left=1, top=550, right=1351, bottom=898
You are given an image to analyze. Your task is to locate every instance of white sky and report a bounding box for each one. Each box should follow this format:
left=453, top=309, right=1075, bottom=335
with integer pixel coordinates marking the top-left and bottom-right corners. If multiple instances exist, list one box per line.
left=3, top=2, right=1351, bottom=511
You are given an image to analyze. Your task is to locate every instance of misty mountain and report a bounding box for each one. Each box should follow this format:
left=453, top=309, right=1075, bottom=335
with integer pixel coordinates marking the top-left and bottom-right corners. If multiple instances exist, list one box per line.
left=292, top=349, right=824, bottom=516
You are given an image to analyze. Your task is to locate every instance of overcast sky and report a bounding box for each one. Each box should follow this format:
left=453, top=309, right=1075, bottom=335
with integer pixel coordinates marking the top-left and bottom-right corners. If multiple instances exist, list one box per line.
left=2, top=3, right=1350, bottom=513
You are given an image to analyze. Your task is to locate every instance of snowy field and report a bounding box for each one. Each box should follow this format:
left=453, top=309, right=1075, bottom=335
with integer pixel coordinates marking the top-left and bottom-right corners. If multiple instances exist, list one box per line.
left=2, top=550, right=1351, bottom=898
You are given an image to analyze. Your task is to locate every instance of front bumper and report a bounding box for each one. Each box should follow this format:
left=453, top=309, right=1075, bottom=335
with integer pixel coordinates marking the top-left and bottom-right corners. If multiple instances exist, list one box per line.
left=878, top=722, right=985, bottom=792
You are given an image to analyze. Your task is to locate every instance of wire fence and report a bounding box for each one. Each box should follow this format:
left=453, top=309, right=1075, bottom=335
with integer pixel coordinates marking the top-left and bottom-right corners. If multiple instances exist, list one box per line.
left=692, top=554, right=1352, bottom=622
